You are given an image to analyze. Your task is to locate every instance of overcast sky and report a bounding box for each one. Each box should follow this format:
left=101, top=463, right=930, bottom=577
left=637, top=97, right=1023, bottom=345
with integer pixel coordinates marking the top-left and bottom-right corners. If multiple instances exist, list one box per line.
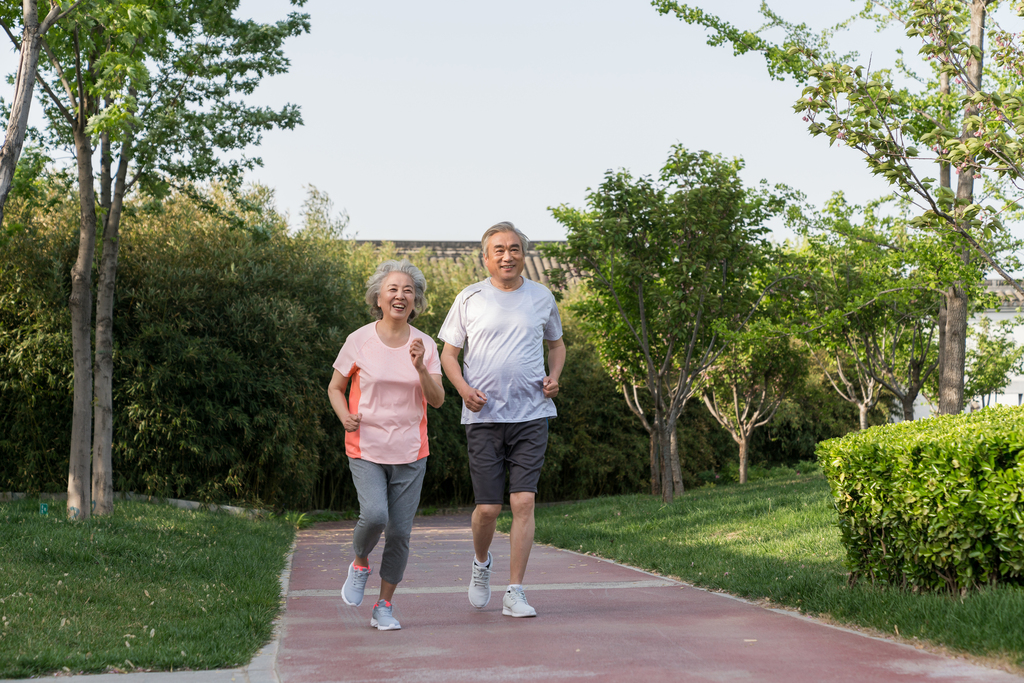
left=237, top=0, right=913, bottom=242
left=3, top=0, right=1020, bottom=248
left=232, top=0, right=897, bottom=242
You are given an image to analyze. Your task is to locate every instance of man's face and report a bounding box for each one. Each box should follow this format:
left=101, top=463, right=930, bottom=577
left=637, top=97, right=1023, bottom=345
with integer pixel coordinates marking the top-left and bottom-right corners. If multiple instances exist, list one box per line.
left=483, top=230, right=525, bottom=288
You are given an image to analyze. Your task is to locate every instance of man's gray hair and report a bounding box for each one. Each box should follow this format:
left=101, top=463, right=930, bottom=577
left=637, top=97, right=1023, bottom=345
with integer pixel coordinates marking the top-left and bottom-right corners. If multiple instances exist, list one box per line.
left=481, top=221, right=531, bottom=255
left=365, top=259, right=428, bottom=322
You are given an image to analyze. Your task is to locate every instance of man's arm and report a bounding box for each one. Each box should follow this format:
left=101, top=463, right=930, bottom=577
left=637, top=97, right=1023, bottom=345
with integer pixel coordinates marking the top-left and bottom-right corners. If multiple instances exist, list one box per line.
left=440, top=342, right=488, bottom=412
left=543, top=337, right=565, bottom=399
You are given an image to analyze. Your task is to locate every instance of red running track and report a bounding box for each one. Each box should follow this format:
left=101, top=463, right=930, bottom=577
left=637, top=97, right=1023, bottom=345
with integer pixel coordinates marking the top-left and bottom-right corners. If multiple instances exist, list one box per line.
left=277, top=514, right=1023, bottom=683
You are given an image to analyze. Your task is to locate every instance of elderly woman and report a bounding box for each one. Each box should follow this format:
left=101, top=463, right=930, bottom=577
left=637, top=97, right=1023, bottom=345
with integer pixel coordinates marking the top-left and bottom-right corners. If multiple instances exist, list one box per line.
left=327, top=259, right=444, bottom=631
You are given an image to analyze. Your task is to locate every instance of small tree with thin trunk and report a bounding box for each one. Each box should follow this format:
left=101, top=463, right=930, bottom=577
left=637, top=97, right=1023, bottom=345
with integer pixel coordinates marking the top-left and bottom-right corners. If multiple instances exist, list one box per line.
left=793, top=192, right=1004, bottom=423
left=809, top=347, right=883, bottom=431
left=547, top=146, right=790, bottom=503
left=700, top=322, right=808, bottom=484
left=1, top=0, right=310, bottom=519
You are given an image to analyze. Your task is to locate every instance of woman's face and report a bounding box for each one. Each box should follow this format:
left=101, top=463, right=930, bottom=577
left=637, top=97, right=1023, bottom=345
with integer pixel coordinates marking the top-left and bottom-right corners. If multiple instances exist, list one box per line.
left=377, top=271, right=415, bottom=323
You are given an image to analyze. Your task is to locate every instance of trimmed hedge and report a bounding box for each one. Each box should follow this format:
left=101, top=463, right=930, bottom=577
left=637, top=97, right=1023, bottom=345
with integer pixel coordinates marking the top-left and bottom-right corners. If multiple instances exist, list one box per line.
left=817, top=406, right=1024, bottom=592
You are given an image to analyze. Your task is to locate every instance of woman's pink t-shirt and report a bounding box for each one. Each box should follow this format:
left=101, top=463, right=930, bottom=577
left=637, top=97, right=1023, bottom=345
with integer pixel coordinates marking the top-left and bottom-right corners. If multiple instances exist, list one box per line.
left=333, top=322, right=441, bottom=465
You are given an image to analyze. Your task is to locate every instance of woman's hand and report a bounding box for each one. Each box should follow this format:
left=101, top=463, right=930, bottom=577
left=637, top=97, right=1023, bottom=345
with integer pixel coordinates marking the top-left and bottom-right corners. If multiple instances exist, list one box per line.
left=342, top=412, right=362, bottom=432
left=410, top=338, right=427, bottom=371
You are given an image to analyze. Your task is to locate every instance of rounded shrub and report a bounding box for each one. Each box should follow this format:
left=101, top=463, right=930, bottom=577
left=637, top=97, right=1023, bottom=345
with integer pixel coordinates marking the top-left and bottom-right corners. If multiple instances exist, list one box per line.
left=817, top=406, right=1024, bottom=592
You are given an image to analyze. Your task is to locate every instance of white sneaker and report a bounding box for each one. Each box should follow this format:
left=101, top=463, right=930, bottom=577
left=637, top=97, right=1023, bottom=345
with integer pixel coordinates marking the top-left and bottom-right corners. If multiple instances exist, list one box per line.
left=468, top=552, right=492, bottom=608
left=502, top=585, right=537, bottom=617
left=341, top=562, right=371, bottom=607
left=370, top=600, right=401, bottom=631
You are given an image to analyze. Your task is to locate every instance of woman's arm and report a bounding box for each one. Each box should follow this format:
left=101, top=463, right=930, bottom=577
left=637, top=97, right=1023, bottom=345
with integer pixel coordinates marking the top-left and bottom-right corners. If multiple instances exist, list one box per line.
left=327, top=369, right=362, bottom=431
left=410, top=338, right=445, bottom=408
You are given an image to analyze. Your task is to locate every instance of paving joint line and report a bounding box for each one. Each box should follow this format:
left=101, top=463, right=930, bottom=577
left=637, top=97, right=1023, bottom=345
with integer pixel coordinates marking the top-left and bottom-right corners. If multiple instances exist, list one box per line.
left=289, top=579, right=678, bottom=597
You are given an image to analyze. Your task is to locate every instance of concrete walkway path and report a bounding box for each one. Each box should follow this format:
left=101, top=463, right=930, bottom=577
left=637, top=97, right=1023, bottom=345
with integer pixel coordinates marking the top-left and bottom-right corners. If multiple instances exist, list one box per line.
left=278, top=514, right=1023, bottom=683
left=6, top=513, right=1022, bottom=683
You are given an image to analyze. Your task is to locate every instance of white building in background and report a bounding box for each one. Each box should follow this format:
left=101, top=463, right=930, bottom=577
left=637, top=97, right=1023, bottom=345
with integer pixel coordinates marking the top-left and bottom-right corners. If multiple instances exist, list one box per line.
left=969, top=280, right=1024, bottom=409
left=913, top=279, right=1024, bottom=418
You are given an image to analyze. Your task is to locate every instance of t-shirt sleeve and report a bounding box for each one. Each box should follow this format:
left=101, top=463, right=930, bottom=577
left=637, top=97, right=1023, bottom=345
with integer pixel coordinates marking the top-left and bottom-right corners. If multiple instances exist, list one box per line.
left=437, top=290, right=468, bottom=348
left=424, top=335, right=442, bottom=375
left=543, top=292, right=563, bottom=341
left=333, top=334, right=360, bottom=377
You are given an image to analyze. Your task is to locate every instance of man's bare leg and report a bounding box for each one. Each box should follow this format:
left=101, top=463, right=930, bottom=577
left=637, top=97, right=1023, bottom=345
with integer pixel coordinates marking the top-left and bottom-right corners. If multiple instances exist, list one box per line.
left=508, top=491, right=535, bottom=585
left=472, top=504, right=501, bottom=564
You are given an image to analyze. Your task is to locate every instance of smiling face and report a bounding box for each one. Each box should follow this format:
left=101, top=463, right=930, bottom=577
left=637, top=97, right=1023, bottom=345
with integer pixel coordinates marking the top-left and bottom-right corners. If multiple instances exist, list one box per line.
left=377, top=271, right=415, bottom=323
left=483, top=230, right=525, bottom=290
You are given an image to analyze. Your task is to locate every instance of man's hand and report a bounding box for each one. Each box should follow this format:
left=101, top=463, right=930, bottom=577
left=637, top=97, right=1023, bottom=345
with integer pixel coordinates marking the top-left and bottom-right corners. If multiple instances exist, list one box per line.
left=461, top=386, right=488, bottom=412
left=342, top=412, right=362, bottom=432
left=542, top=376, right=559, bottom=399
left=410, top=338, right=426, bottom=371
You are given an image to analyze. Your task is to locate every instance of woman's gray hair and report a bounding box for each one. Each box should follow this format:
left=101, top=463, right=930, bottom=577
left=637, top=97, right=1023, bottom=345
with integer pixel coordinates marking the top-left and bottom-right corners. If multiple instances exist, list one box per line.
left=481, top=221, right=531, bottom=255
left=365, top=259, right=428, bottom=322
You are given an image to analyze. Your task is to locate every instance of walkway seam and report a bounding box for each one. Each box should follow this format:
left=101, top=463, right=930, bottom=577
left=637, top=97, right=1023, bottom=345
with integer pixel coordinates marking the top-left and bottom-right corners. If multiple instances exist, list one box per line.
left=290, top=579, right=676, bottom=597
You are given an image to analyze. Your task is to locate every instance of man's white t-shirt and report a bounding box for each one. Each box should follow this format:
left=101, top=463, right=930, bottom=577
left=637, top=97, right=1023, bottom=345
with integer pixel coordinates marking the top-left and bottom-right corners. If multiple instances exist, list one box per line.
left=438, top=277, right=563, bottom=424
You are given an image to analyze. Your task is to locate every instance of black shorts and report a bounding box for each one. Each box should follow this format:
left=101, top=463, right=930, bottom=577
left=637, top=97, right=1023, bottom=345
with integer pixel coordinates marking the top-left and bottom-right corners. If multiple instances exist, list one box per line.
left=465, top=418, right=548, bottom=505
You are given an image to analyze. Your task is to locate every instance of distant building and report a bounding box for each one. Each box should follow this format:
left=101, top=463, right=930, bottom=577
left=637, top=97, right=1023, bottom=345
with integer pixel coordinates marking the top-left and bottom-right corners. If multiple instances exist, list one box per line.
left=908, top=279, right=1024, bottom=418
left=970, top=279, right=1024, bottom=409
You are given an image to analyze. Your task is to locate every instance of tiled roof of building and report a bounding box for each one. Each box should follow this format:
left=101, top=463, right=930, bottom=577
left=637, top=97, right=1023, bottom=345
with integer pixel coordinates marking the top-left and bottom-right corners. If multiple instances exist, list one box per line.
left=984, top=279, right=1024, bottom=311
left=358, top=241, right=1023, bottom=310
left=358, top=240, right=574, bottom=287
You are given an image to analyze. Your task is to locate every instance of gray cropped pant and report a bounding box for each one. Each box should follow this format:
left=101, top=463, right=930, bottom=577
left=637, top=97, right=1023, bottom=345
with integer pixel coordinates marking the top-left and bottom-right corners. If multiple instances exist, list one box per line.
left=348, top=457, right=427, bottom=585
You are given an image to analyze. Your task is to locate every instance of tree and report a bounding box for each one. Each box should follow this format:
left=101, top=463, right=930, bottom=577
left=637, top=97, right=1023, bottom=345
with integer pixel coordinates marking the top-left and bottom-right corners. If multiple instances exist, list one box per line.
left=809, top=347, right=884, bottom=430
left=546, top=146, right=789, bottom=502
left=796, top=198, right=892, bottom=429
left=1, top=0, right=310, bottom=519
left=0, top=0, right=80, bottom=230
left=794, top=193, right=971, bottom=422
left=653, top=0, right=1024, bottom=416
left=700, top=322, right=808, bottom=484
left=856, top=292, right=939, bottom=421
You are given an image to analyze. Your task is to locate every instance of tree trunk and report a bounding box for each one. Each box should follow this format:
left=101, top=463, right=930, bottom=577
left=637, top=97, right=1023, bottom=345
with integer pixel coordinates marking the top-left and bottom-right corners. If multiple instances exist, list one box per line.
left=649, top=433, right=660, bottom=495
left=937, top=298, right=947, bottom=402
left=737, top=435, right=748, bottom=484
left=858, top=402, right=869, bottom=431
left=91, top=135, right=130, bottom=516
left=669, top=426, right=683, bottom=494
left=939, top=71, right=951, bottom=191
left=67, top=124, right=97, bottom=521
left=657, top=422, right=673, bottom=504
left=901, top=393, right=916, bottom=422
left=939, top=0, right=986, bottom=415
left=939, top=285, right=968, bottom=414
left=0, top=1, right=54, bottom=226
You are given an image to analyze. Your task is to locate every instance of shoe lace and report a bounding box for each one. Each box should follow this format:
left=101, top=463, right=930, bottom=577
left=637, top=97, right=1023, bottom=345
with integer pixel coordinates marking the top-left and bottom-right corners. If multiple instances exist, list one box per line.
left=470, top=562, right=490, bottom=587
left=352, top=567, right=370, bottom=589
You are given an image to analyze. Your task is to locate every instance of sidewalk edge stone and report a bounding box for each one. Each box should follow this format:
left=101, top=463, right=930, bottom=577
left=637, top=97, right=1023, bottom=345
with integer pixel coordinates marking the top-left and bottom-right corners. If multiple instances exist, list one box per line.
left=243, top=537, right=296, bottom=683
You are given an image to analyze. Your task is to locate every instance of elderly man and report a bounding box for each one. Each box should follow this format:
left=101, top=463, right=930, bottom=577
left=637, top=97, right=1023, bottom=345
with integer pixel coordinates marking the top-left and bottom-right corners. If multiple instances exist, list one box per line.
left=438, top=221, right=566, bottom=617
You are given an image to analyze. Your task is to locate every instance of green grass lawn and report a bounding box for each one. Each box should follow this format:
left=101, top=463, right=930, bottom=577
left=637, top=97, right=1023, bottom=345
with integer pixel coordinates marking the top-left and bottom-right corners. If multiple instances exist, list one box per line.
left=0, top=499, right=294, bottom=678
left=500, top=467, right=1024, bottom=669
